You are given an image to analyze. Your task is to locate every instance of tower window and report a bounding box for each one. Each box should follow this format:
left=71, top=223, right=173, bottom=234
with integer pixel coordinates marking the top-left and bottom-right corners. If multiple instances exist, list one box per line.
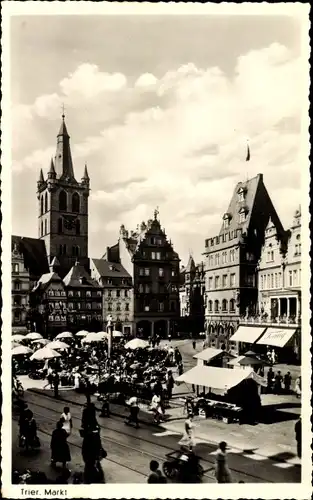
left=72, top=192, right=80, bottom=213
left=44, top=192, right=48, bottom=213
left=44, top=219, right=47, bottom=235
left=72, top=245, right=80, bottom=257
left=75, top=219, right=80, bottom=235
left=40, top=196, right=44, bottom=215
left=59, top=244, right=67, bottom=256
left=59, top=190, right=67, bottom=211
left=58, top=218, right=63, bottom=234
left=41, top=221, right=44, bottom=237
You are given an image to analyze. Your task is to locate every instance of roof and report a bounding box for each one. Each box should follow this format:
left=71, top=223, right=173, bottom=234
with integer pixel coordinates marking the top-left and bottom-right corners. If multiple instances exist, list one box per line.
left=193, top=347, right=223, bottom=362
left=91, top=258, right=131, bottom=279
left=175, top=365, right=264, bottom=392
left=63, top=262, right=100, bottom=288
left=54, top=116, right=76, bottom=182
left=12, top=236, right=49, bottom=278
left=219, top=174, right=261, bottom=236
left=185, top=255, right=195, bottom=273
left=32, top=271, right=63, bottom=292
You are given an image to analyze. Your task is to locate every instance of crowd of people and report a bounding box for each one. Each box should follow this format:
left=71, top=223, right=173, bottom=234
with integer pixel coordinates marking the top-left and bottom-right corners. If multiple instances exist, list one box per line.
left=266, top=367, right=301, bottom=396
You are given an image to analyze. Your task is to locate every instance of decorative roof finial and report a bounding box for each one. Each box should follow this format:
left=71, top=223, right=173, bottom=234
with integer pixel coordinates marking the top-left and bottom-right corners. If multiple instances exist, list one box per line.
left=61, top=102, right=65, bottom=120
left=154, top=206, right=159, bottom=220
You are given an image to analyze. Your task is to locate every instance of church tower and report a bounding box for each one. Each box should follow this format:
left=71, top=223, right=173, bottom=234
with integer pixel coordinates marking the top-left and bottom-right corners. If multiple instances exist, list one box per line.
left=37, top=114, right=90, bottom=278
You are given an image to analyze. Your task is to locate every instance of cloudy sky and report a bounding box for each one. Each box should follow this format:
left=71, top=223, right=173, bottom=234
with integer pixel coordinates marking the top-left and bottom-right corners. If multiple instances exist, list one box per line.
left=10, top=11, right=307, bottom=265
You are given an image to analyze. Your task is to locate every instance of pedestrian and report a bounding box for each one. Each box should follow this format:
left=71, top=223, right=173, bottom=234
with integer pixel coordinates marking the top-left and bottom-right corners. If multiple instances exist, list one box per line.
left=53, top=371, right=60, bottom=398
left=147, top=460, right=166, bottom=483
left=274, top=371, right=283, bottom=394
left=271, top=349, right=276, bottom=365
left=50, top=420, right=71, bottom=469
left=267, top=367, right=275, bottom=393
left=294, top=417, right=301, bottom=458
left=81, top=402, right=99, bottom=434
left=215, top=441, right=232, bottom=483
left=294, top=376, right=301, bottom=398
left=82, top=427, right=105, bottom=484
left=23, top=410, right=39, bottom=453
left=192, top=340, right=196, bottom=350
left=166, top=370, right=175, bottom=400
left=61, top=406, right=73, bottom=436
left=156, top=334, right=160, bottom=347
left=126, top=396, right=140, bottom=428
left=179, top=413, right=195, bottom=451
left=168, top=333, right=172, bottom=343
left=100, top=394, right=110, bottom=417
left=44, top=366, right=54, bottom=389
left=284, top=372, right=292, bottom=393
left=184, top=396, right=194, bottom=416
left=178, top=361, right=184, bottom=375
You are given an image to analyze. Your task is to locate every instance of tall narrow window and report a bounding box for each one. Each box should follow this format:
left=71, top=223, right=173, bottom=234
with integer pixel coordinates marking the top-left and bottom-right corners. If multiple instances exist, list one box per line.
left=59, top=190, right=67, bottom=211
left=75, top=219, right=80, bottom=235
left=44, top=219, right=47, bottom=235
left=72, top=192, right=80, bottom=213
left=44, top=192, right=48, bottom=213
left=40, top=196, right=44, bottom=215
left=58, top=218, right=63, bottom=234
left=41, top=221, right=43, bottom=237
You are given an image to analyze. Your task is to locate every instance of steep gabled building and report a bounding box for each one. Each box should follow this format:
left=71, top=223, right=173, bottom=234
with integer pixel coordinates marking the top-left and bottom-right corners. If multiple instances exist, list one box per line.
left=36, top=114, right=90, bottom=278
left=90, top=258, right=133, bottom=335
left=105, top=210, right=180, bottom=338
left=11, top=236, right=49, bottom=332
left=203, top=173, right=285, bottom=350
left=179, top=256, right=205, bottom=335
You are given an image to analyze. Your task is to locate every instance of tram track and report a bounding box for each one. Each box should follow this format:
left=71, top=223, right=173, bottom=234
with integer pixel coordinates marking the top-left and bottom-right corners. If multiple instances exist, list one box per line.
left=15, top=393, right=273, bottom=483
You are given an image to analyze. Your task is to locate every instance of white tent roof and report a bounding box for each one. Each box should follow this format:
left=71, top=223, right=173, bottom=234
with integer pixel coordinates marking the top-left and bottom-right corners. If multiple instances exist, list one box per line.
left=193, top=347, right=223, bottom=362
left=175, top=365, right=265, bottom=392
left=229, top=326, right=266, bottom=343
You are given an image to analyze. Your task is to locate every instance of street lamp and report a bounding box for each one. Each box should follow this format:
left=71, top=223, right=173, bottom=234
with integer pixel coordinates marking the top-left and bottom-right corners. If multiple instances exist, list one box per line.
left=107, top=314, right=113, bottom=365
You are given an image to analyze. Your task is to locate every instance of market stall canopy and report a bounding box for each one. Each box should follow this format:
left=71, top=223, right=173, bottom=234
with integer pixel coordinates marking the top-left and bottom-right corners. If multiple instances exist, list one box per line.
left=12, top=334, right=25, bottom=342
left=256, top=328, right=297, bottom=348
left=244, top=350, right=258, bottom=357
left=112, top=330, right=123, bottom=337
left=55, top=331, right=73, bottom=340
left=193, top=347, right=223, bottom=362
left=76, top=330, right=89, bottom=337
left=30, top=347, right=61, bottom=360
left=83, top=332, right=106, bottom=343
left=31, top=338, right=49, bottom=346
left=238, top=356, right=265, bottom=366
left=227, top=356, right=246, bottom=367
left=12, top=345, right=32, bottom=356
left=124, top=338, right=149, bottom=350
left=48, top=340, right=70, bottom=350
left=25, top=332, right=43, bottom=340
left=229, top=326, right=266, bottom=344
left=175, top=365, right=266, bottom=392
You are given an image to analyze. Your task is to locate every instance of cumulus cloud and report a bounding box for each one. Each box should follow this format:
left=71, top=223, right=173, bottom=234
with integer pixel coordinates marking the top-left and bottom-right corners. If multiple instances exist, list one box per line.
left=12, top=42, right=304, bottom=260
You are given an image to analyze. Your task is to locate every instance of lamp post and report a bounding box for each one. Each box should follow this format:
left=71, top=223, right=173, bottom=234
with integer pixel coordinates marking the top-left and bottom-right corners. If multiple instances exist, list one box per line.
left=107, top=314, right=113, bottom=364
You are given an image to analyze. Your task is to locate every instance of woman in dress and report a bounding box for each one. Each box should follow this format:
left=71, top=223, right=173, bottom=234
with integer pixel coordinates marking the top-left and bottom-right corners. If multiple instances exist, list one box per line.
left=294, top=376, right=301, bottom=398
left=60, top=406, right=72, bottom=436
left=23, top=410, right=38, bottom=452
left=179, top=413, right=196, bottom=451
left=215, top=441, right=232, bottom=483
left=50, top=420, right=71, bottom=469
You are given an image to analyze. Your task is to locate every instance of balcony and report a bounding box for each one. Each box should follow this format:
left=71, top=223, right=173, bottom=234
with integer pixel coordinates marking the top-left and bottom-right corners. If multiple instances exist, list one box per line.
left=240, top=314, right=301, bottom=327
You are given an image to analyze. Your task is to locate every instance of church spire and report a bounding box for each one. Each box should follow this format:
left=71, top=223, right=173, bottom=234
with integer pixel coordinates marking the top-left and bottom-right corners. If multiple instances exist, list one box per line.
left=48, top=157, right=56, bottom=178
left=38, top=168, right=44, bottom=183
left=82, top=162, right=90, bottom=181
left=54, top=113, right=76, bottom=182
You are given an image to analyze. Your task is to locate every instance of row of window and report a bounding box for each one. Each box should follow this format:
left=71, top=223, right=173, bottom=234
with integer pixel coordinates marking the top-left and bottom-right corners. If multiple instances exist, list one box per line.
left=68, top=314, right=102, bottom=323
left=58, top=244, right=81, bottom=257
left=260, top=269, right=301, bottom=290
left=139, top=301, right=176, bottom=313
left=138, top=267, right=177, bottom=277
left=207, top=249, right=237, bottom=267
left=104, top=289, right=129, bottom=298
left=207, top=273, right=236, bottom=290
left=103, top=279, right=130, bottom=286
left=294, top=243, right=301, bottom=256
left=107, top=303, right=130, bottom=312
left=137, top=284, right=178, bottom=293
left=68, top=302, right=102, bottom=310
left=40, top=191, right=81, bottom=216
left=48, top=315, right=67, bottom=322
left=46, top=290, right=102, bottom=298
left=207, top=299, right=236, bottom=313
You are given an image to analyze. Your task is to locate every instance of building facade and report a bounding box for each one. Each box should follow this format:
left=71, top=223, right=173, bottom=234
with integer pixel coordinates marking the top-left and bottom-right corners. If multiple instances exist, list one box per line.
left=203, top=174, right=285, bottom=350
left=11, top=236, right=49, bottom=332
left=90, top=258, right=133, bottom=334
left=63, top=262, right=103, bottom=333
left=31, top=258, right=67, bottom=337
left=37, top=114, right=90, bottom=279
left=179, top=256, right=205, bottom=335
left=105, top=210, right=180, bottom=338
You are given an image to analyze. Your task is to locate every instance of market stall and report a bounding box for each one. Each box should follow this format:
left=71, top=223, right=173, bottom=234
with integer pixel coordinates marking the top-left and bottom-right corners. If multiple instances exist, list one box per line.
left=193, top=347, right=235, bottom=368
left=176, top=365, right=266, bottom=424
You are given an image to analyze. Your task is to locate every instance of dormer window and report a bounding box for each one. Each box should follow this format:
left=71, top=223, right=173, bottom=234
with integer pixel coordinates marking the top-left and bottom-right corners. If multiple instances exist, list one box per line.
left=238, top=207, right=248, bottom=224
left=223, top=213, right=231, bottom=229
left=237, top=187, right=246, bottom=203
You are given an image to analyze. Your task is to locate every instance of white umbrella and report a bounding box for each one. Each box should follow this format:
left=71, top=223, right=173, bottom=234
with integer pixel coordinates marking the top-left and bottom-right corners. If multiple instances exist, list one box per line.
left=76, top=330, right=89, bottom=337
left=83, top=332, right=106, bottom=343
left=25, top=332, right=43, bottom=340
left=31, top=338, right=49, bottom=346
left=48, top=340, right=70, bottom=350
left=112, top=330, right=123, bottom=338
left=124, top=338, right=149, bottom=350
left=12, top=334, right=25, bottom=342
left=55, top=331, right=73, bottom=340
left=12, top=345, right=32, bottom=356
left=30, top=346, right=61, bottom=361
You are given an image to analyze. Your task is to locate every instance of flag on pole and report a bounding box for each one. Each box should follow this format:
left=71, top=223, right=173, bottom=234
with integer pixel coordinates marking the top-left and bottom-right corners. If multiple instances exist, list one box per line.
left=246, top=143, right=250, bottom=162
